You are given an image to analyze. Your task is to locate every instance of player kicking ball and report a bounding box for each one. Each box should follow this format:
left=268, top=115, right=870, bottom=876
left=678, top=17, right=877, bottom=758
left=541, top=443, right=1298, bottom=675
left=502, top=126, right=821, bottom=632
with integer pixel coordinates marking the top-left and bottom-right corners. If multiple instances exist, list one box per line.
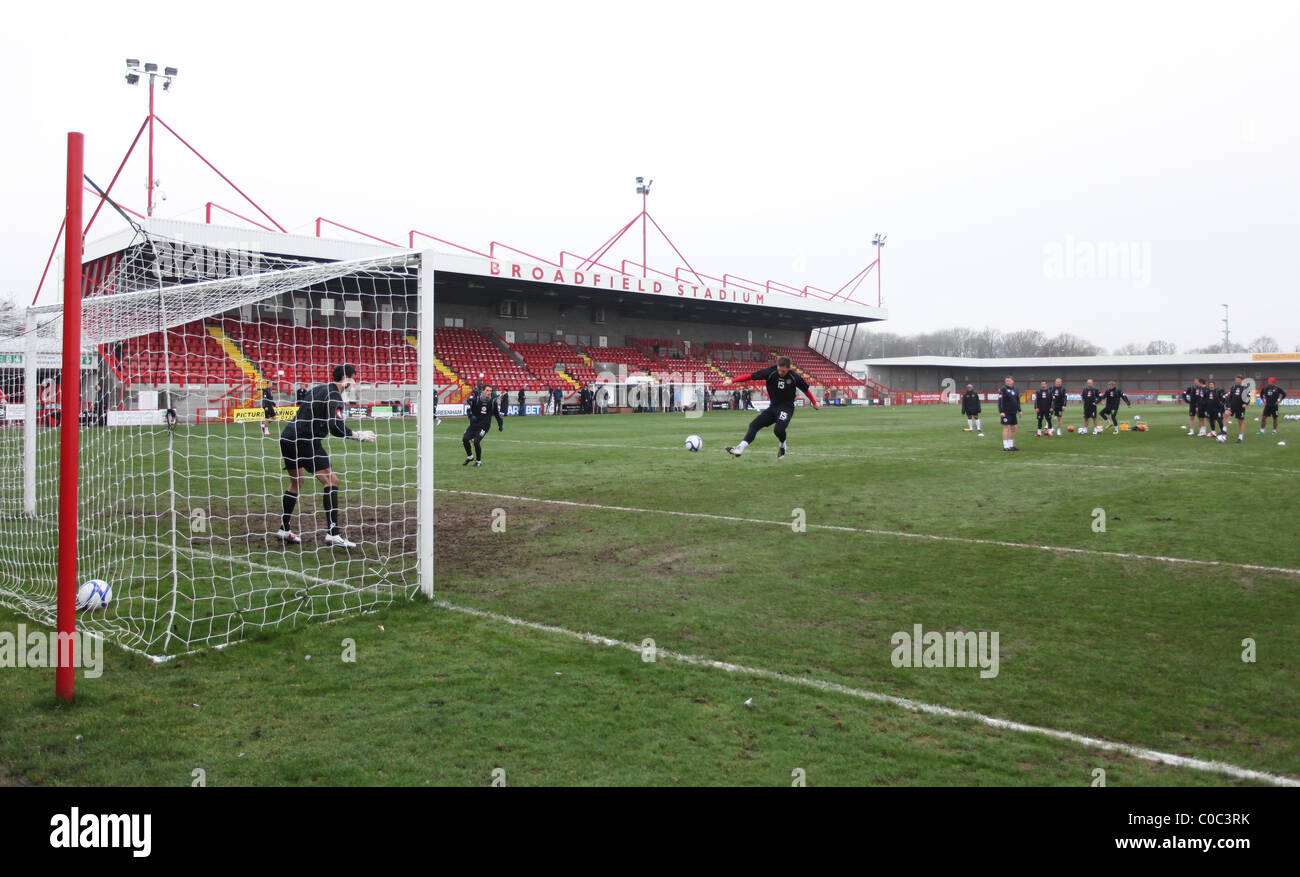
left=276, top=364, right=375, bottom=548
left=723, top=356, right=819, bottom=459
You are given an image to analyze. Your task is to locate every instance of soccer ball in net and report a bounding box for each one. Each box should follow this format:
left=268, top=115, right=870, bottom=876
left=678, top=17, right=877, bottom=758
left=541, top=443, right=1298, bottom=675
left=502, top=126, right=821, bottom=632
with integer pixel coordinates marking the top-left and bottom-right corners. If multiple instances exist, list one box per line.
left=76, top=579, right=113, bottom=611
left=685, top=434, right=703, bottom=452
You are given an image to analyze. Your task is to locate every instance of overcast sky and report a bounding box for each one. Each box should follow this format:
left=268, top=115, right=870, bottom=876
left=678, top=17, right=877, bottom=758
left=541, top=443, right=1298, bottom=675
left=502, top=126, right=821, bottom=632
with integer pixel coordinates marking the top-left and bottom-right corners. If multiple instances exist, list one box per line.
left=2, top=1, right=1297, bottom=352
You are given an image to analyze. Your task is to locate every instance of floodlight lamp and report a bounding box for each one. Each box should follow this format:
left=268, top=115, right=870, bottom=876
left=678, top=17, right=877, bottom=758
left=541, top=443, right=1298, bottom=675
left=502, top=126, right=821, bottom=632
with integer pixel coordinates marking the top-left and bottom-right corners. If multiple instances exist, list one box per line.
left=125, top=72, right=140, bottom=85
left=164, top=66, right=177, bottom=76
left=144, top=62, right=157, bottom=73
left=126, top=59, right=140, bottom=68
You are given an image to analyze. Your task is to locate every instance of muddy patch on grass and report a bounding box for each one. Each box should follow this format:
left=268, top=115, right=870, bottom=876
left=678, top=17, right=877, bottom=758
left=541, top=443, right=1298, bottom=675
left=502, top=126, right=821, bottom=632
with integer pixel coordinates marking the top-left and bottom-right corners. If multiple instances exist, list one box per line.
left=434, top=498, right=725, bottom=587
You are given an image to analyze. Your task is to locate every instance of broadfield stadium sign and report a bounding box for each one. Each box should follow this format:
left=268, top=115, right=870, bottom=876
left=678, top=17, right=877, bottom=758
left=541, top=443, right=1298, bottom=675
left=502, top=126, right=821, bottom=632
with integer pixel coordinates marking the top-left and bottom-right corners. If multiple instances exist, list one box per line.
left=432, top=254, right=885, bottom=321
left=489, top=261, right=770, bottom=305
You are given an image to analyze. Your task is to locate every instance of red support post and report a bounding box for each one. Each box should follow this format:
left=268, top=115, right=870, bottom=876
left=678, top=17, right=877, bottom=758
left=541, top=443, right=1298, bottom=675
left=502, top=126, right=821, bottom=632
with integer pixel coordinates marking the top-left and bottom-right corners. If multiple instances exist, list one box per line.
left=57, top=132, right=84, bottom=703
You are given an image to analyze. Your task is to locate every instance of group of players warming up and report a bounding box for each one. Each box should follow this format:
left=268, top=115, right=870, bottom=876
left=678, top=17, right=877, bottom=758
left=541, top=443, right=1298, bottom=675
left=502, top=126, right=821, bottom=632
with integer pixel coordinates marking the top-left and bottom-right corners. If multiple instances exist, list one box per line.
left=989, top=376, right=1133, bottom=451
left=1181, top=375, right=1287, bottom=442
left=976, top=374, right=1287, bottom=451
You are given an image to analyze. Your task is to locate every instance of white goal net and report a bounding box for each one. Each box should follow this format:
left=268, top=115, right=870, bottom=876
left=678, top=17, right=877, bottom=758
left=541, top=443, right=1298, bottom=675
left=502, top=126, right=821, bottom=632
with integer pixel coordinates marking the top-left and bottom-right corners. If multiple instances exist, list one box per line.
left=0, top=231, right=435, bottom=659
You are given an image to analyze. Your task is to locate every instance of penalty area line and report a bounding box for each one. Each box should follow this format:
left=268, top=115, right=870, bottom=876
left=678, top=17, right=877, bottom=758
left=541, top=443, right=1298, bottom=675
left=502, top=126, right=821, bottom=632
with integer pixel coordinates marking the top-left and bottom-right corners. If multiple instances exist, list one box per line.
left=433, top=600, right=1299, bottom=787
left=436, top=488, right=1300, bottom=579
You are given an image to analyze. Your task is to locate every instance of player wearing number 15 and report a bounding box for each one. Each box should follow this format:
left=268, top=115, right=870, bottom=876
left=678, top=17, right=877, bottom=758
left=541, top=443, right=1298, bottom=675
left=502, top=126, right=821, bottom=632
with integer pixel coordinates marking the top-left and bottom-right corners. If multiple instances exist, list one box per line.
left=276, top=364, right=375, bottom=548
left=723, top=356, right=819, bottom=459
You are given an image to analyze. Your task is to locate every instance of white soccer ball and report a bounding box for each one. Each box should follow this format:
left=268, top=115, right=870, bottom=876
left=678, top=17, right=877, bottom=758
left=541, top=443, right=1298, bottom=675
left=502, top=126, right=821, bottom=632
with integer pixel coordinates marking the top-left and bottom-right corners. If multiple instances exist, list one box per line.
left=1134, top=415, right=1141, bottom=421
left=1280, top=441, right=1287, bottom=446
left=76, top=579, right=113, bottom=611
left=685, top=434, right=702, bottom=452
left=1216, top=434, right=1227, bottom=443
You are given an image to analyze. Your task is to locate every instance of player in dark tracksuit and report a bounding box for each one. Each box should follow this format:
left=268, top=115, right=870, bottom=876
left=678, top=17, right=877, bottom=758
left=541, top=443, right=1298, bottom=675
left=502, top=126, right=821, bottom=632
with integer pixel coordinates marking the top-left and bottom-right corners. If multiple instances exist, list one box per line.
left=1204, top=381, right=1226, bottom=436
left=1033, top=381, right=1054, bottom=436
left=260, top=386, right=277, bottom=436
left=278, top=364, right=375, bottom=548
left=1226, top=375, right=1250, bottom=443
left=961, top=385, right=983, bottom=435
left=462, top=383, right=504, bottom=467
left=723, top=356, right=820, bottom=459
left=1080, top=380, right=1102, bottom=433
left=1195, top=380, right=1213, bottom=435
left=1099, top=382, right=1130, bottom=431
left=1050, top=379, right=1067, bottom=435
left=998, top=376, right=1021, bottom=451
left=1259, top=377, right=1287, bottom=435
left=1182, top=379, right=1204, bottom=434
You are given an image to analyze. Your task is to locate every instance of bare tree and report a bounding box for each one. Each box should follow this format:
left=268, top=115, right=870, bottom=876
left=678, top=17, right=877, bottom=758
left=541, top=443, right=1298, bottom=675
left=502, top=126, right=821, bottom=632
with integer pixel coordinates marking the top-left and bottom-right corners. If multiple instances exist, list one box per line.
left=1112, top=342, right=1146, bottom=355
left=1145, top=340, right=1177, bottom=355
left=1001, top=329, right=1048, bottom=357
left=1247, top=336, right=1279, bottom=353
left=1046, top=333, right=1102, bottom=356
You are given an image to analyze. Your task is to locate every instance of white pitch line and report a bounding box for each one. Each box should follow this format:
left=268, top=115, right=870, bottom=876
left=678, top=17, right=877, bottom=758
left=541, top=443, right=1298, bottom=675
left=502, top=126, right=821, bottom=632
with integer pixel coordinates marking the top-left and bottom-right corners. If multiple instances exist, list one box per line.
left=443, top=432, right=1296, bottom=477
left=435, top=600, right=1300, bottom=787
left=437, top=488, right=1300, bottom=578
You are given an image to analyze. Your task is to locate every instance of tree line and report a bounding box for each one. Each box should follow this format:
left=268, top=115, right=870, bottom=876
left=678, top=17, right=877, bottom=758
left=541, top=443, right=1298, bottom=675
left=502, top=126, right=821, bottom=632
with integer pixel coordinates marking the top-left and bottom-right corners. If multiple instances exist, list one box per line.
left=846, top=325, right=1294, bottom=360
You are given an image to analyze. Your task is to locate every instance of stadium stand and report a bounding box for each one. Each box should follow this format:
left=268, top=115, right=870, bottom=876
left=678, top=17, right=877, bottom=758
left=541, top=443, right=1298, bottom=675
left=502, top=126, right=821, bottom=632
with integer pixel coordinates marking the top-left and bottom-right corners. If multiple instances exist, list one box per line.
left=434, top=327, right=543, bottom=391
left=510, top=340, right=594, bottom=388
left=772, top=345, right=858, bottom=388
left=118, top=321, right=247, bottom=385
left=582, top=345, right=655, bottom=374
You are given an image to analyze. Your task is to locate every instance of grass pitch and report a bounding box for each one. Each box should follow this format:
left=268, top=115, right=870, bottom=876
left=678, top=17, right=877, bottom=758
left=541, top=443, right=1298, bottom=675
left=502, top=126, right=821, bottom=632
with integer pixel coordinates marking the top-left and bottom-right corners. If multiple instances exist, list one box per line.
left=1, top=403, right=1296, bottom=786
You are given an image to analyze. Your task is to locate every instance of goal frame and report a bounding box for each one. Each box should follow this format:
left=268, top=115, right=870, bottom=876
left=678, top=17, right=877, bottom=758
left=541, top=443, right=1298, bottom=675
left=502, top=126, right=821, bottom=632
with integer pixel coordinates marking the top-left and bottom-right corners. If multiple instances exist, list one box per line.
left=25, top=136, right=436, bottom=698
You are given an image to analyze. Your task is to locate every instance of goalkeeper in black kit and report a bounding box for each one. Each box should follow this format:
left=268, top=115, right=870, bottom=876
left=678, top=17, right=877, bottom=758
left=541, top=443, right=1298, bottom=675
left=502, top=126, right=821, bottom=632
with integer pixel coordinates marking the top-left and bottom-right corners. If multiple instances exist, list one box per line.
left=462, top=382, right=504, bottom=467
left=1099, top=381, right=1130, bottom=432
left=277, top=364, right=375, bottom=548
left=723, top=356, right=819, bottom=459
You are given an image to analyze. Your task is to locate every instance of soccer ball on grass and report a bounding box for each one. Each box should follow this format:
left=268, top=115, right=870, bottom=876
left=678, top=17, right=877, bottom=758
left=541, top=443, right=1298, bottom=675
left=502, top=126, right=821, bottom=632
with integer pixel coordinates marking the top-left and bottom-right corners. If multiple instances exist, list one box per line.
left=685, top=434, right=702, bottom=452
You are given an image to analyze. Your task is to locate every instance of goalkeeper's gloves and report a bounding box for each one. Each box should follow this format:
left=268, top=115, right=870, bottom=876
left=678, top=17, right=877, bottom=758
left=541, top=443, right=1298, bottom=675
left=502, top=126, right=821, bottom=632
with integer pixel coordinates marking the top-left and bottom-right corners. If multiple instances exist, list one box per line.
left=352, top=430, right=377, bottom=443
